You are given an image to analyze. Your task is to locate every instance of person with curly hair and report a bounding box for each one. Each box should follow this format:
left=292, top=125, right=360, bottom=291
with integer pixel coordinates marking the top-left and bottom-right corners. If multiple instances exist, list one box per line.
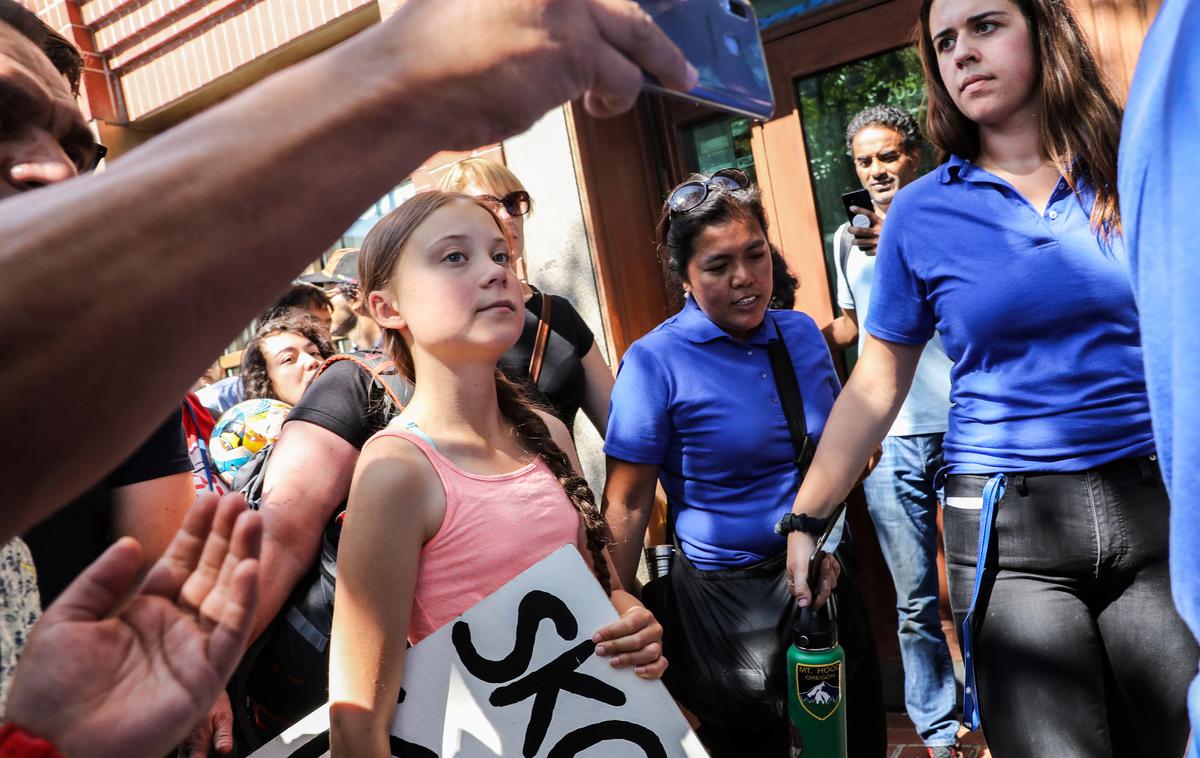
left=239, top=313, right=334, bottom=406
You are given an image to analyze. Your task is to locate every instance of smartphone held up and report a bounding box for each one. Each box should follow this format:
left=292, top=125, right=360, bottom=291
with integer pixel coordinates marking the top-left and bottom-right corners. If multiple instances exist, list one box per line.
left=639, top=0, right=775, bottom=121
left=841, top=188, right=874, bottom=228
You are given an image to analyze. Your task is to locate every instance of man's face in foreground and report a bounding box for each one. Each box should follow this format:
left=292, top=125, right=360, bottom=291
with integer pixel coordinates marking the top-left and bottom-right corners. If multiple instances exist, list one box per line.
left=0, top=22, right=95, bottom=201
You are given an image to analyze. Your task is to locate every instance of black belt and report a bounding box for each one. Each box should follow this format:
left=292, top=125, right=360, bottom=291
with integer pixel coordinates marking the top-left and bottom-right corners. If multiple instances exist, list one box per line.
left=946, top=454, right=1160, bottom=498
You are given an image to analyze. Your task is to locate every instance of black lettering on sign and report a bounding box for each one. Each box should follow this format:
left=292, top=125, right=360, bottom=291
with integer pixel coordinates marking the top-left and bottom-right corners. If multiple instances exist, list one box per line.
left=547, top=721, right=669, bottom=758
left=390, top=735, right=439, bottom=757
left=452, top=590, right=629, bottom=757
left=491, top=638, right=625, bottom=756
left=452, top=590, right=578, bottom=683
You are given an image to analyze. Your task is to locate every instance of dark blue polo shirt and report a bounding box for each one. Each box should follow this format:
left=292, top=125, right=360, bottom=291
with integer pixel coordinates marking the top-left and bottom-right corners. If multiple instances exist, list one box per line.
left=866, top=155, right=1155, bottom=474
left=605, top=297, right=840, bottom=570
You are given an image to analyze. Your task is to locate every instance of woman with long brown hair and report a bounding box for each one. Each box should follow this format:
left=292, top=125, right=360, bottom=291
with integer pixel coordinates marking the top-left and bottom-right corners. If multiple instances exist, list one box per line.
left=781, top=0, right=1196, bottom=754
left=326, top=191, right=666, bottom=757
left=438, top=158, right=615, bottom=436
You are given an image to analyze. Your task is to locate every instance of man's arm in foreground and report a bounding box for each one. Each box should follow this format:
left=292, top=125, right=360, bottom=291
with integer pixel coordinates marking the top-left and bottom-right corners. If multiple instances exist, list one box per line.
left=0, top=0, right=693, bottom=542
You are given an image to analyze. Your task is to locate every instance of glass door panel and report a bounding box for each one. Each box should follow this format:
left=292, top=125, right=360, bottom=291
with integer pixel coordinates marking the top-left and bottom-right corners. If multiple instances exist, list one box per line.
left=682, top=115, right=758, bottom=180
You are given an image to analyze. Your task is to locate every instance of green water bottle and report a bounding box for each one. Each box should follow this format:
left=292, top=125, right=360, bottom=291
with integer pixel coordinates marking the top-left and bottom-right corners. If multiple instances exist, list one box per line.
left=786, top=549, right=847, bottom=757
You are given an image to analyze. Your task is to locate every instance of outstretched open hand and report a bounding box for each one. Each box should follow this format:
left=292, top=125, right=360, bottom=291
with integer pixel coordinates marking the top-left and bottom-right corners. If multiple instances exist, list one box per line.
left=5, top=493, right=262, bottom=758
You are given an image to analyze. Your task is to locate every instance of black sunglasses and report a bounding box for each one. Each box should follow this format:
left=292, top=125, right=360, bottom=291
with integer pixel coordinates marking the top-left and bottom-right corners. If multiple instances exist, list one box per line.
left=667, top=168, right=750, bottom=214
left=476, top=190, right=531, bottom=217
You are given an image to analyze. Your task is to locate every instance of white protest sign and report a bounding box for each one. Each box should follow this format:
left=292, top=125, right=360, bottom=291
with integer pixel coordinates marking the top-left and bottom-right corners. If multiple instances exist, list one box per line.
left=252, top=545, right=708, bottom=757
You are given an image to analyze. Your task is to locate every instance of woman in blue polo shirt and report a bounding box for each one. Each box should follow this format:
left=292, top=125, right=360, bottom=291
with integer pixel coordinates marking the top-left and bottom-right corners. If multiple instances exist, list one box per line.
left=603, top=170, right=865, bottom=756
left=784, top=0, right=1197, bottom=754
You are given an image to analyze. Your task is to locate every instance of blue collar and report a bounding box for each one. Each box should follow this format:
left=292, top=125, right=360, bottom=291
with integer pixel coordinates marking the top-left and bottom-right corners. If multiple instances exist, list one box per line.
left=940, top=154, right=1089, bottom=217
left=677, top=295, right=776, bottom=346
left=940, top=154, right=981, bottom=184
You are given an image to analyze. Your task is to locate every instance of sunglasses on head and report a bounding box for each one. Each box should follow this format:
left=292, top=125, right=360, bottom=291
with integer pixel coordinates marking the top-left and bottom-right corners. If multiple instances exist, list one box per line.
left=476, top=190, right=531, bottom=217
left=667, top=168, right=750, bottom=215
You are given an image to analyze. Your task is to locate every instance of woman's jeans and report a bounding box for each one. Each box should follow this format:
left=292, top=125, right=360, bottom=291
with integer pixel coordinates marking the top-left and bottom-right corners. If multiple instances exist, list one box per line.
left=944, top=456, right=1197, bottom=757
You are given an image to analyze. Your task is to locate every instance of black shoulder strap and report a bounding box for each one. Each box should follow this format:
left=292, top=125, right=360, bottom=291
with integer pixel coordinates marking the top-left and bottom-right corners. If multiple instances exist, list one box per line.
left=767, top=320, right=814, bottom=476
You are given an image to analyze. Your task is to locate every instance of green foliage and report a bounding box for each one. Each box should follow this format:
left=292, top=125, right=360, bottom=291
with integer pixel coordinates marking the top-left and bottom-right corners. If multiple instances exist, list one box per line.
left=798, top=46, right=930, bottom=188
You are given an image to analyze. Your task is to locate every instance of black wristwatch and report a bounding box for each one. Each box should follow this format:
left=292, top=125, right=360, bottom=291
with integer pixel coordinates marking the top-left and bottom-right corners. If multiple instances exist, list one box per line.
left=775, top=512, right=828, bottom=536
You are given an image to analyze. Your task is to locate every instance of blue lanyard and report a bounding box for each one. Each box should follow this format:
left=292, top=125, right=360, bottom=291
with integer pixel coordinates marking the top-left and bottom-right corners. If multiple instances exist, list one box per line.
left=961, top=473, right=1006, bottom=731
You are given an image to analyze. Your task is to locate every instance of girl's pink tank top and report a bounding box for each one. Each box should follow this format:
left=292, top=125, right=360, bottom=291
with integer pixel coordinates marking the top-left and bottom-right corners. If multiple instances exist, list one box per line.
left=366, top=428, right=584, bottom=643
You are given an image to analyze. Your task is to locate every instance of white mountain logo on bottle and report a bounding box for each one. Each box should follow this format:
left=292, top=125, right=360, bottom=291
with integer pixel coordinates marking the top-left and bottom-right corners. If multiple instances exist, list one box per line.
left=802, top=681, right=837, bottom=705
left=795, top=662, right=842, bottom=721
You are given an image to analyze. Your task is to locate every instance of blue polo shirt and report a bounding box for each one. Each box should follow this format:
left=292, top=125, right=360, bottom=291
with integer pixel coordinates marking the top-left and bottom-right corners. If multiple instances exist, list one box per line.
left=605, top=297, right=840, bottom=570
left=866, top=156, right=1155, bottom=474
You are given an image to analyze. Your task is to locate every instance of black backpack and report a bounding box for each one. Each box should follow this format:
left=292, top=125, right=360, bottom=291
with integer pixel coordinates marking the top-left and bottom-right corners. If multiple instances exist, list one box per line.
left=229, top=352, right=410, bottom=752
left=230, top=353, right=409, bottom=507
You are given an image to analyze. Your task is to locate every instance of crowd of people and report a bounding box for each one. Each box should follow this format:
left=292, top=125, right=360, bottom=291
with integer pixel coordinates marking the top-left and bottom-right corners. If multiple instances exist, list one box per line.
left=0, top=0, right=1195, bottom=756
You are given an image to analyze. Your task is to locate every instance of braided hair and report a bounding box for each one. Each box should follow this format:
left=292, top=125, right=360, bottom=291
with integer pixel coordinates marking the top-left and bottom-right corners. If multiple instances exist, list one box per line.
left=357, top=190, right=613, bottom=594
left=494, top=372, right=613, bottom=595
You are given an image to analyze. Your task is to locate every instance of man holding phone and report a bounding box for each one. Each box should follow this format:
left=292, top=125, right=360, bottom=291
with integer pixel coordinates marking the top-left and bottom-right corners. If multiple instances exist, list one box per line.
left=822, top=105, right=960, bottom=758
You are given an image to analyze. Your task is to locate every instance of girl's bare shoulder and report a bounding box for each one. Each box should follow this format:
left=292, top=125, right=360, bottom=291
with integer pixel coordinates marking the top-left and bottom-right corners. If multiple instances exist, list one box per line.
left=350, top=433, right=446, bottom=529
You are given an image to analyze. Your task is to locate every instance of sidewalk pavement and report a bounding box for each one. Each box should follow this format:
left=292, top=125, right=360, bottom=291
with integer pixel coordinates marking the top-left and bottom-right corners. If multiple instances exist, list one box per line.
left=886, top=713, right=992, bottom=758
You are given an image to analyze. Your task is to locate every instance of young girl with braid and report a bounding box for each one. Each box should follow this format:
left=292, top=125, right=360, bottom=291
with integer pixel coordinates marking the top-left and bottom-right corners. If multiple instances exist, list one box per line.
left=327, top=191, right=666, bottom=757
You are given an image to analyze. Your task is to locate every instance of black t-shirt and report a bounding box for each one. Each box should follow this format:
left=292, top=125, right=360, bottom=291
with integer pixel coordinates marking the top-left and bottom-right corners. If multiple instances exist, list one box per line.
left=499, top=292, right=595, bottom=427
left=24, top=410, right=190, bottom=605
left=287, top=358, right=413, bottom=449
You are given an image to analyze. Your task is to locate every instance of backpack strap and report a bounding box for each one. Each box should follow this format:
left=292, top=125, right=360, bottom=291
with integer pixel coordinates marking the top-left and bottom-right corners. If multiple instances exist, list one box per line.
left=766, top=320, right=814, bottom=477
left=315, top=353, right=407, bottom=410
left=529, top=293, right=552, bottom=386
left=838, top=225, right=856, bottom=297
